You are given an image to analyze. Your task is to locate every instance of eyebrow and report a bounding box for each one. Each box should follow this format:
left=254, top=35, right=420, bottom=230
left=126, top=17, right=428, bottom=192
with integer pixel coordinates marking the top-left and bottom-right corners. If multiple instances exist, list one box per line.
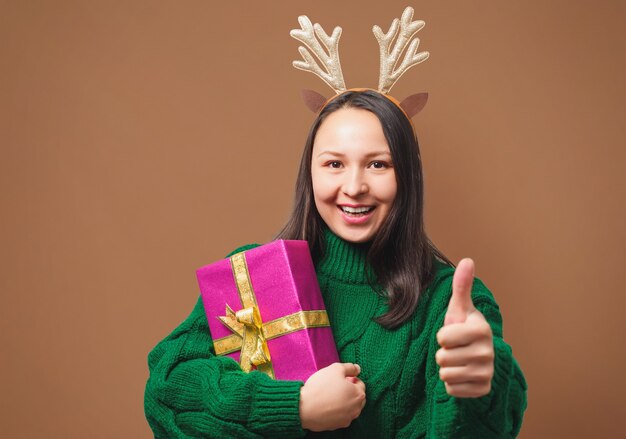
left=316, top=150, right=392, bottom=158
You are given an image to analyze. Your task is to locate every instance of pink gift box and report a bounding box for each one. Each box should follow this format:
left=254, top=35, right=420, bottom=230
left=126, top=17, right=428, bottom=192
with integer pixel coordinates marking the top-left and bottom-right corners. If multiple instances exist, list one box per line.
left=196, top=240, right=339, bottom=381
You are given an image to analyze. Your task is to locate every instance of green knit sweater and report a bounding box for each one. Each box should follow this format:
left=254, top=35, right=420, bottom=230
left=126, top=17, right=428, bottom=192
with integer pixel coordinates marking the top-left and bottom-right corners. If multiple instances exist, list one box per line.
left=144, top=229, right=527, bottom=438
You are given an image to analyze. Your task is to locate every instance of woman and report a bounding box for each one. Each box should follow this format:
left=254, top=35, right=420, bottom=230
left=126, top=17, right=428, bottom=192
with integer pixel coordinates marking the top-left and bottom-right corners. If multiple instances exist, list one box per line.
left=144, top=90, right=527, bottom=437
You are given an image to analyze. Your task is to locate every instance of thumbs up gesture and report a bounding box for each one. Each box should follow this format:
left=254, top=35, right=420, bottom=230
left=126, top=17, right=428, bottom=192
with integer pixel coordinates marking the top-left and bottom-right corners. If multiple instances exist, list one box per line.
left=436, top=258, right=494, bottom=398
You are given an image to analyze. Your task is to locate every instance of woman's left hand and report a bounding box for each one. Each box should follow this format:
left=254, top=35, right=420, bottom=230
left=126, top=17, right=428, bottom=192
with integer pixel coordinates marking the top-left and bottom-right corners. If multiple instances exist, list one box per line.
left=435, top=258, right=494, bottom=398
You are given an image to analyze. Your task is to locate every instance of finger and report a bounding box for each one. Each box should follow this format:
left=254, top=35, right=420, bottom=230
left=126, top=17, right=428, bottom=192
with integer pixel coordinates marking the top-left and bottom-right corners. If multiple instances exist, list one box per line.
left=444, top=258, right=476, bottom=325
left=436, top=344, right=494, bottom=367
left=337, top=362, right=361, bottom=377
left=351, top=379, right=366, bottom=410
left=444, top=381, right=492, bottom=398
left=439, top=365, right=493, bottom=385
left=353, top=378, right=366, bottom=395
left=437, top=316, right=491, bottom=348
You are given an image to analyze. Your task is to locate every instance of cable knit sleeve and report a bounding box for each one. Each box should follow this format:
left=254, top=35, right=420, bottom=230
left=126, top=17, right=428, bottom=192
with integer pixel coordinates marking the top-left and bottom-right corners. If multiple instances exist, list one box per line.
left=428, top=277, right=528, bottom=438
left=144, top=246, right=306, bottom=438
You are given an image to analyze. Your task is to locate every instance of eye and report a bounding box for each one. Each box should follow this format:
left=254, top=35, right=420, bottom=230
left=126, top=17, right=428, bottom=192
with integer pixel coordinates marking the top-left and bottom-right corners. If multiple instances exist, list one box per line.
left=327, top=160, right=342, bottom=169
left=369, top=161, right=391, bottom=169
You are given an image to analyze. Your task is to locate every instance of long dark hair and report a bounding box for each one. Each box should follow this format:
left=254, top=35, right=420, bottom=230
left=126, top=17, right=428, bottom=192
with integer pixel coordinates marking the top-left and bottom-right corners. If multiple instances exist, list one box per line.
left=276, top=90, right=452, bottom=329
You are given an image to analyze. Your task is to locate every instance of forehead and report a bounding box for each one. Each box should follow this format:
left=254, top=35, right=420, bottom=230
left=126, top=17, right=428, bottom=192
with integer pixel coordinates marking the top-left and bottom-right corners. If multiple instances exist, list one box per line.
left=313, top=108, right=390, bottom=155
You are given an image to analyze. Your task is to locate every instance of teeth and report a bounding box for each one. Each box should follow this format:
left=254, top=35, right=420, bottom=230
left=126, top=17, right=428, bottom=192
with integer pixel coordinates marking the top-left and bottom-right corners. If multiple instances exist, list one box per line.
left=341, top=206, right=373, bottom=214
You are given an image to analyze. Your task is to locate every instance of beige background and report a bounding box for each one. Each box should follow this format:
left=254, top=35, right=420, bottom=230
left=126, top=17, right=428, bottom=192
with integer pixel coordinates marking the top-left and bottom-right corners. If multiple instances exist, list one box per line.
left=1, top=1, right=625, bottom=437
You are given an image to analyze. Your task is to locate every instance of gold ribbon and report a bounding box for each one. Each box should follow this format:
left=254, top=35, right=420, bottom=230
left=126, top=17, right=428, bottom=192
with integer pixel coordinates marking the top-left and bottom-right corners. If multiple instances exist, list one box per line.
left=213, top=251, right=331, bottom=379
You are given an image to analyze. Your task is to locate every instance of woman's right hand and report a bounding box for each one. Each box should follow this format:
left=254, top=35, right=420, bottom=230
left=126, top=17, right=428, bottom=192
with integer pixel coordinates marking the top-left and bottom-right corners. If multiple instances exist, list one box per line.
left=299, top=362, right=366, bottom=431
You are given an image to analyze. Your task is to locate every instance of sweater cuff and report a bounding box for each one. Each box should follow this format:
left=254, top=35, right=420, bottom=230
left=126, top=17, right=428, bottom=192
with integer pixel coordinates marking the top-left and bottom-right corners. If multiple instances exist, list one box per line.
left=248, top=378, right=306, bottom=437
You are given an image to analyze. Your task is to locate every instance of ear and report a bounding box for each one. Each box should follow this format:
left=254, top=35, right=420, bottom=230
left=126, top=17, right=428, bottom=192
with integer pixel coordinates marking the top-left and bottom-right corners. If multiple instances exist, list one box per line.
left=400, top=93, right=429, bottom=118
left=300, top=89, right=328, bottom=113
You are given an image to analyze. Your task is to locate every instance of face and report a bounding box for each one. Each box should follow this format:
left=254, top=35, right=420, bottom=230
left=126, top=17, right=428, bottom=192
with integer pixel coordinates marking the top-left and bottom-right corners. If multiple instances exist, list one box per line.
left=311, top=107, right=397, bottom=243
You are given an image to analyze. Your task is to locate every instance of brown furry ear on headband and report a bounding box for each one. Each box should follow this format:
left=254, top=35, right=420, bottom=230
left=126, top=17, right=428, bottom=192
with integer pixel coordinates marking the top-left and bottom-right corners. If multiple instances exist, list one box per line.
left=400, top=92, right=428, bottom=118
left=300, top=89, right=328, bottom=113
left=300, top=89, right=429, bottom=119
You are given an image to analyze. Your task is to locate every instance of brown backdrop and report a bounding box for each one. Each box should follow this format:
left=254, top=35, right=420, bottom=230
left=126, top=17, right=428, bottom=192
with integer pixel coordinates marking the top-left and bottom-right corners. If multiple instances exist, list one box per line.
left=1, top=1, right=625, bottom=437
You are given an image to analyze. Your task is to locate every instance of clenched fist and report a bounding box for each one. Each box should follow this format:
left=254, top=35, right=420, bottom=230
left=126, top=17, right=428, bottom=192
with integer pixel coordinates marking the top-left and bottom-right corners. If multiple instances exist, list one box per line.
left=299, top=362, right=366, bottom=431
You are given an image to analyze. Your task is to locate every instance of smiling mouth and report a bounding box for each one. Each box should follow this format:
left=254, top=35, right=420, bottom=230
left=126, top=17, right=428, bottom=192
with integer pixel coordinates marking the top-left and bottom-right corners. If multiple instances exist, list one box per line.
left=338, top=205, right=375, bottom=217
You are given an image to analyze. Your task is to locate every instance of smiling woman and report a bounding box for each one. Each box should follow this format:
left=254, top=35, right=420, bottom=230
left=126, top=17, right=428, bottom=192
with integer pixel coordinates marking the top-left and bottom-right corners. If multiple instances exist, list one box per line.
left=144, top=8, right=527, bottom=438
left=143, top=89, right=527, bottom=438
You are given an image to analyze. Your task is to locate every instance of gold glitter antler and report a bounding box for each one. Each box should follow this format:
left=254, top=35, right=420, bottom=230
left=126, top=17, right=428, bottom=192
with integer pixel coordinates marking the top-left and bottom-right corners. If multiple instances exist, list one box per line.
left=373, top=6, right=430, bottom=94
left=290, top=15, right=347, bottom=94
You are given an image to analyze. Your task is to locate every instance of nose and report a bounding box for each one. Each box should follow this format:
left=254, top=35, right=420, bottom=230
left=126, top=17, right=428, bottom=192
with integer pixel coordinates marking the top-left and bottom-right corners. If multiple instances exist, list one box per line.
left=342, top=168, right=369, bottom=197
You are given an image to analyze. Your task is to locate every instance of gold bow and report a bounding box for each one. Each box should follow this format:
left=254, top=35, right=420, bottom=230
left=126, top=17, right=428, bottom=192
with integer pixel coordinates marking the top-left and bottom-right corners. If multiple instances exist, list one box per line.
left=218, top=304, right=272, bottom=375
left=213, top=251, right=331, bottom=379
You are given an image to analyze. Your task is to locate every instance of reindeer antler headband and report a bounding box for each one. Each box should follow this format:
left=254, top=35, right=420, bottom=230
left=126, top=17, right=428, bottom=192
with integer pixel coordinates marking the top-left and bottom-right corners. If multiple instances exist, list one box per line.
left=290, top=6, right=430, bottom=118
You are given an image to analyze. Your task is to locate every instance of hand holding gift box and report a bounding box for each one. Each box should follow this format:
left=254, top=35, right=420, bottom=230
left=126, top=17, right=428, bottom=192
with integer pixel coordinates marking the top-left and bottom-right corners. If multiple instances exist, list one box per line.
left=196, top=240, right=339, bottom=381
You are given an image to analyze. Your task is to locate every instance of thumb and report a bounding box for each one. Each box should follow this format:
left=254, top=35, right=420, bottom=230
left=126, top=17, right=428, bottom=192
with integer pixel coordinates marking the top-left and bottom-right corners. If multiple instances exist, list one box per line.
left=444, top=258, right=476, bottom=325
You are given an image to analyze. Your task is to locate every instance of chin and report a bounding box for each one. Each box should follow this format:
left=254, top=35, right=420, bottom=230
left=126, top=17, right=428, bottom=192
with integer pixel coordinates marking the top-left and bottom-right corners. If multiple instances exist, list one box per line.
left=334, top=227, right=375, bottom=244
